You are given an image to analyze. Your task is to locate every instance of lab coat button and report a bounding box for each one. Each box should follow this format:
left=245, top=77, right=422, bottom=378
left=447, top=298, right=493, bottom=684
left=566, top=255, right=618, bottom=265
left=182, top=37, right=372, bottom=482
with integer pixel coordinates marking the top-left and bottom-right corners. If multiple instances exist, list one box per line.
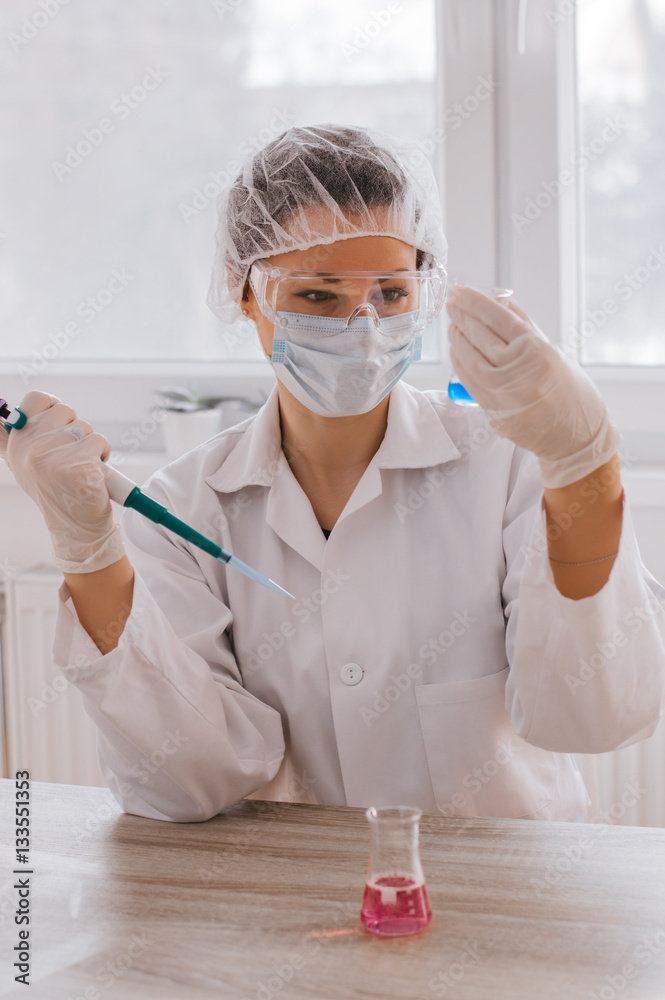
left=340, top=662, right=364, bottom=686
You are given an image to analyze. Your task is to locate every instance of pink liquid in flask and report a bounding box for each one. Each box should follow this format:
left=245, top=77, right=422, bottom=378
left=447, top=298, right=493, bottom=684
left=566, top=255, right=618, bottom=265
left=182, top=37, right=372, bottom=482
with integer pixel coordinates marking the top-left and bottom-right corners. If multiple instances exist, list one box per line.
left=361, top=873, right=432, bottom=936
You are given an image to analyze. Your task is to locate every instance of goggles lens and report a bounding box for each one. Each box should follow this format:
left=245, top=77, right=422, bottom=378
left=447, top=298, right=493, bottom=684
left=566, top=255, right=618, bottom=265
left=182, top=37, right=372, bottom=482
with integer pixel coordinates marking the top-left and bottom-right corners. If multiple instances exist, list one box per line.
left=249, top=261, right=446, bottom=333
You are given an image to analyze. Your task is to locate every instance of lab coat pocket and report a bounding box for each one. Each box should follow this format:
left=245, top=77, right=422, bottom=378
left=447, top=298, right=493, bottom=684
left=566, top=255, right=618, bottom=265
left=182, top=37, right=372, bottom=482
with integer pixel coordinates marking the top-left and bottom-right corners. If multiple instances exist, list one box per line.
left=415, top=666, right=557, bottom=819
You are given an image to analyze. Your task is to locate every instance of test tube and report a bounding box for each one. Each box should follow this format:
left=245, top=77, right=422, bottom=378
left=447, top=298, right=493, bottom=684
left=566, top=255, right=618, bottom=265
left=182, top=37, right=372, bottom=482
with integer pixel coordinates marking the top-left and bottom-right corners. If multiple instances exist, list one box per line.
left=448, top=287, right=514, bottom=406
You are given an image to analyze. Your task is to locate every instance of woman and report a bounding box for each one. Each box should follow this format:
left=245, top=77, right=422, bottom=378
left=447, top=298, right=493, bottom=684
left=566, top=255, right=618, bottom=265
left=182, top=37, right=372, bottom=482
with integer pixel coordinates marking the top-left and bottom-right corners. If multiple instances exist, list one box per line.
left=3, top=124, right=664, bottom=823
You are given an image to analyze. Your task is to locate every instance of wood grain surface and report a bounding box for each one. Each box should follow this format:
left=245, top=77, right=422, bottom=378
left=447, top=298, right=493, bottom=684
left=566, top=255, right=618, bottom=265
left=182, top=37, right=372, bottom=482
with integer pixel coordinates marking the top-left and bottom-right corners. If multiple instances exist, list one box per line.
left=1, top=779, right=665, bottom=999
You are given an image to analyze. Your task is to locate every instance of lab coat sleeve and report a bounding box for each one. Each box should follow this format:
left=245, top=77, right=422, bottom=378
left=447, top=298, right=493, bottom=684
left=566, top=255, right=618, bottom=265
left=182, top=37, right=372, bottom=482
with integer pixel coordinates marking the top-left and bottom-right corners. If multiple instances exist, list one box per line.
left=51, top=500, right=286, bottom=824
left=501, top=447, right=665, bottom=753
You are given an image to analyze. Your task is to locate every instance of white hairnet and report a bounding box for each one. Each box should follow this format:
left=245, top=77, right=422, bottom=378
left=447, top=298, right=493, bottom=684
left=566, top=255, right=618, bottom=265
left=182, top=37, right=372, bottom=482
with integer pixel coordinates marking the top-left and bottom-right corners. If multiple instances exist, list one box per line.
left=206, top=123, right=448, bottom=323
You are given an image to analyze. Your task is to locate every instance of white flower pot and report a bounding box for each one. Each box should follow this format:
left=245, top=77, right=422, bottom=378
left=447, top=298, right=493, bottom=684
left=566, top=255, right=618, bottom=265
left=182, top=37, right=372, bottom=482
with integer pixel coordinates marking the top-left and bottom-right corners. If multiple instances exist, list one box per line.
left=162, top=408, right=224, bottom=460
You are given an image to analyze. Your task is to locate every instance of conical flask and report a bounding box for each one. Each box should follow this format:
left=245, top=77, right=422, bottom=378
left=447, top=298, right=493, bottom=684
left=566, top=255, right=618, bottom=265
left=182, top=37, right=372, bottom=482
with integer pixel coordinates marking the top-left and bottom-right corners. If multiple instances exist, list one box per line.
left=360, top=805, right=432, bottom=936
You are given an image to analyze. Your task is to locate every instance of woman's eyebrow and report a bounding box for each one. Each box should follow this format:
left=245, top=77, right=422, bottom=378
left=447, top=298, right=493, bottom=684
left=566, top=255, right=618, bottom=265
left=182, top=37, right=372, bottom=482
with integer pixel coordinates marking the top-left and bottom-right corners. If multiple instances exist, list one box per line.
left=315, top=269, right=412, bottom=284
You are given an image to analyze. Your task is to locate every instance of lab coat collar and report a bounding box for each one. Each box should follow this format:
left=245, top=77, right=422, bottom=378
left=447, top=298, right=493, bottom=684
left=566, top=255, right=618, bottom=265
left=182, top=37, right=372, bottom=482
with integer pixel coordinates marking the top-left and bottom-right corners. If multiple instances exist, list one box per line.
left=205, top=379, right=461, bottom=572
left=205, top=379, right=461, bottom=496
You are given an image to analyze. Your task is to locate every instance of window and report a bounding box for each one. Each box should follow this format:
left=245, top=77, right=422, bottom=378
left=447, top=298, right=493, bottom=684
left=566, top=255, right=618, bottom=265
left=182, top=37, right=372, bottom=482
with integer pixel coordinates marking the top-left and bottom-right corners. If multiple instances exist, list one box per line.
left=577, top=0, right=665, bottom=366
left=440, top=0, right=665, bottom=452
left=1, top=0, right=437, bottom=367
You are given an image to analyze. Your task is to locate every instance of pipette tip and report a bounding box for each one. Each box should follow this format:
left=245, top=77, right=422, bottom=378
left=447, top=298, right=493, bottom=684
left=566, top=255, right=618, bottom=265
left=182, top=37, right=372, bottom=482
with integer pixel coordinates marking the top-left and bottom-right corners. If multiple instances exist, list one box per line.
left=226, top=553, right=295, bottom=600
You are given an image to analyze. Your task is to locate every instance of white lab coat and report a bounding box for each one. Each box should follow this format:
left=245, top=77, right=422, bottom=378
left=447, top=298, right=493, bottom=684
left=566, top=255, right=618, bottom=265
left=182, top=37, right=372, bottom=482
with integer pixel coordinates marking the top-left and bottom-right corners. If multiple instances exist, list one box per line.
left=52, top=380, right=665, bottom=823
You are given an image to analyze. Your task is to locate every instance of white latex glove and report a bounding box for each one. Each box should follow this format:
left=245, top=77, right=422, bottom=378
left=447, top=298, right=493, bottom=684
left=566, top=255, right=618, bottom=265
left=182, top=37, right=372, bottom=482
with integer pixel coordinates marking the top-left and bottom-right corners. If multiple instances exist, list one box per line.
left=446, top=286, right=621, bottom=488
left=0, top=391, right=126, bottom=573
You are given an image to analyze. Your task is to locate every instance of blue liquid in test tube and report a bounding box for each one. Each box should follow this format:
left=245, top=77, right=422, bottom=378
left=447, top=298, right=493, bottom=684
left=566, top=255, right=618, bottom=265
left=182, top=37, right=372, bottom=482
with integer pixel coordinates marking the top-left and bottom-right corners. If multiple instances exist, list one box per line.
left=448, top=287, right=513, bottom=407
left=447, top=380, right=478, bottom=406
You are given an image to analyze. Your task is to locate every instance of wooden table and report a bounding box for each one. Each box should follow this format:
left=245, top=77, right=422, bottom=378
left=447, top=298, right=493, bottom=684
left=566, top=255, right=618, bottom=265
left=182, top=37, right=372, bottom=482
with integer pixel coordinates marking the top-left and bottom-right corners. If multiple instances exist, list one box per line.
left=1, top=780, right=665, bottom=999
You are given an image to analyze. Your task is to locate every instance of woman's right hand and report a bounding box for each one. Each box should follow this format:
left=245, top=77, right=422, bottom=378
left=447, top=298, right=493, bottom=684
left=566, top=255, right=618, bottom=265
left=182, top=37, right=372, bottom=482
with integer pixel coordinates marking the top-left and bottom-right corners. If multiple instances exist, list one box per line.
left=0, top=391, right=126, bottom=573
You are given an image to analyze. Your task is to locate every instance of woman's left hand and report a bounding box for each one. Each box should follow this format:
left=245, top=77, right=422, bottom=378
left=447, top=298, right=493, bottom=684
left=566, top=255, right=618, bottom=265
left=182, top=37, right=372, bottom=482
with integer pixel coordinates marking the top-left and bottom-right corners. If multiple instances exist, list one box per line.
left=446, top=286, right=621, bottom=488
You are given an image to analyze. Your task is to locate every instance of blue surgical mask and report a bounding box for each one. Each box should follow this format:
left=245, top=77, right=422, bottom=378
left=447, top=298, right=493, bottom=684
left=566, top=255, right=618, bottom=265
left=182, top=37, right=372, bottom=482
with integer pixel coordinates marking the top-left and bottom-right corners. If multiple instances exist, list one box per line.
left=265, top=310, right=422, bottom=417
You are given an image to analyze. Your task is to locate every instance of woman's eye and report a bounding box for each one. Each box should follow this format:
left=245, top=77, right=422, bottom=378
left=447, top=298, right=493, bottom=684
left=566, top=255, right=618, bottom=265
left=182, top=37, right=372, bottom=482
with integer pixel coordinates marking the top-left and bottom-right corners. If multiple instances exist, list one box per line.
left=380, top=287, right=409, bottom=303
left=292, top=286, right=409, bottom=306
left=297, top=289, right=336, bottom=303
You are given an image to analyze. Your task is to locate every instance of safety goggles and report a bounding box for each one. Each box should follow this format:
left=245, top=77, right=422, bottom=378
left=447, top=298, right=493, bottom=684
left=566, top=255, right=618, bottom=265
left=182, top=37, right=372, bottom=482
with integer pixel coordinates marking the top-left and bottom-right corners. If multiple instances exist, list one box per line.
left=248, top=258, right=447, bottom=335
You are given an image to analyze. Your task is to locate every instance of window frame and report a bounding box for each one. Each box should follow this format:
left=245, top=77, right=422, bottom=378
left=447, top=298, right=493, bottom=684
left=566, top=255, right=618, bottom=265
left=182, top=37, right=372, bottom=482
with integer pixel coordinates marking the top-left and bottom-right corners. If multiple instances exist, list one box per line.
left=443, top=0, right=665, bottom=445
left=0, top=0, right=451, bottom=433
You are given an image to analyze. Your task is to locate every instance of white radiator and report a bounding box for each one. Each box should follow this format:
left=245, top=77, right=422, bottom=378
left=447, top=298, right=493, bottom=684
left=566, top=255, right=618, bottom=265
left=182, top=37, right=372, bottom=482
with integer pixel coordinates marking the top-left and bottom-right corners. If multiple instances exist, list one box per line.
left=575, top=718, right=665, bottom=828
left=1, top=567, right=103, bottom=786
left=1, top=569, right=663, bottom=822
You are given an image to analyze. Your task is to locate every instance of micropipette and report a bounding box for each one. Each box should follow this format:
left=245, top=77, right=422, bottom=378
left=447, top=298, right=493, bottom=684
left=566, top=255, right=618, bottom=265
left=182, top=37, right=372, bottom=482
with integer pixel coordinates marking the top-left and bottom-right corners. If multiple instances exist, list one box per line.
left=0, top=399, right=295, bottom=600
